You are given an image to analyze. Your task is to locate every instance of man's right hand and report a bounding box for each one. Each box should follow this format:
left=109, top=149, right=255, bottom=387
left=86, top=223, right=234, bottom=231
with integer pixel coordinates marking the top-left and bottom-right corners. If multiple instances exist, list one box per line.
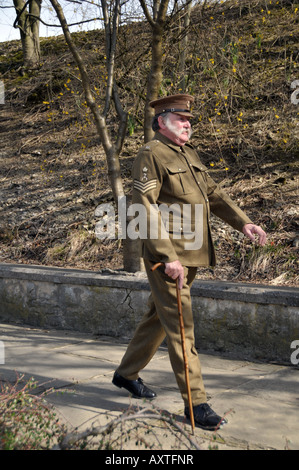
left=165, top=260, right=185, bottom=290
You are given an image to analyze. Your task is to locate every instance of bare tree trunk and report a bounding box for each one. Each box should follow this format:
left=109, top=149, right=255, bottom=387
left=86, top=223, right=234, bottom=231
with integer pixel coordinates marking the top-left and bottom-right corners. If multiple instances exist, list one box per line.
left=50, top=0, right=142, bottom=272
left=50, top=0, right=124, bottom=202
left=13, top=0, right=41, bottom=69
left=139, top=0, right=170, bottom=143
left=178, top=1, right=192, bottom=91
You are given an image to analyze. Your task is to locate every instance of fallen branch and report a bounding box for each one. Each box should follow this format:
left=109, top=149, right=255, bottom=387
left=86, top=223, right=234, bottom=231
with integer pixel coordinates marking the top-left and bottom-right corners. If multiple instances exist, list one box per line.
left=53, top=405, right=202, bottom=450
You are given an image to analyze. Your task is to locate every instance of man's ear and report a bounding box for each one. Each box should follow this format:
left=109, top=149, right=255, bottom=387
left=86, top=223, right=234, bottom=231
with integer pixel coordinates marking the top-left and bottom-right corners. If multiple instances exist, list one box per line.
left=158, top=115, right=167, bottom=129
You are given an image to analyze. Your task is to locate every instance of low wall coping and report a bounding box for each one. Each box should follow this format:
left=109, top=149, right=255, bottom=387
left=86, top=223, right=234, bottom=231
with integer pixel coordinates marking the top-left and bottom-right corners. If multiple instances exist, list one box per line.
left=0, top=263, right=298, bottom=307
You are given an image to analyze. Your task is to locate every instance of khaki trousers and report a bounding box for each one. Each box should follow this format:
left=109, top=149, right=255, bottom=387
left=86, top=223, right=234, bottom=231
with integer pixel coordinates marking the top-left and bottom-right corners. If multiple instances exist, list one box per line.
left=116, top=259, right=207, bottom=406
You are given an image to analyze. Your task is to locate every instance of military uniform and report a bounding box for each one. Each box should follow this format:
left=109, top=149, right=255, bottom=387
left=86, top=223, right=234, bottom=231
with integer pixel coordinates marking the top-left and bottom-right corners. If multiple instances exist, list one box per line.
left=116, top=95, right=252, bottom=407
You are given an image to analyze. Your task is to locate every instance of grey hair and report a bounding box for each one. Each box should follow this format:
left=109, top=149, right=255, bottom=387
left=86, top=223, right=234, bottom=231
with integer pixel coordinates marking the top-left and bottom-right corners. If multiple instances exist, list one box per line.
left=151, top=112, right=170, bottom=132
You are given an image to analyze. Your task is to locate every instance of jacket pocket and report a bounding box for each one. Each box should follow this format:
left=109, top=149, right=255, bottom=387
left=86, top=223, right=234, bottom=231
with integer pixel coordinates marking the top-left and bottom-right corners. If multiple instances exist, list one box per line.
left=188, top=162, right=209, bottom=195
left=190, top=162, right=209, bottom=178
left=166, top=163, right=193, bottom=195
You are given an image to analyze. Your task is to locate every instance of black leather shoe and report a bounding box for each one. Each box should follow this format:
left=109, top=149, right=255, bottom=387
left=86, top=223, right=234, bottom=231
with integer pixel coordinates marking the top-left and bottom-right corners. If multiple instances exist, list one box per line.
left=185, top=403, right=227, bottom=431
left=112, top=372, right=156, bottom=399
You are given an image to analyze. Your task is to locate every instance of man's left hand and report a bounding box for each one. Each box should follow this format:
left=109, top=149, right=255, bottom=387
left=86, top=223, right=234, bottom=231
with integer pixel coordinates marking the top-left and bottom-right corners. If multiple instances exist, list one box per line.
left=242, top=223, right=267, bottom=246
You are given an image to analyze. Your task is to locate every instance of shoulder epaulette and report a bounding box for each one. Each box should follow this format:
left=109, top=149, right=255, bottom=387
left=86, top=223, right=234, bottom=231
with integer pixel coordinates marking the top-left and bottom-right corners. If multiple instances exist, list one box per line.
left=143, top=139, right=161, bottom=151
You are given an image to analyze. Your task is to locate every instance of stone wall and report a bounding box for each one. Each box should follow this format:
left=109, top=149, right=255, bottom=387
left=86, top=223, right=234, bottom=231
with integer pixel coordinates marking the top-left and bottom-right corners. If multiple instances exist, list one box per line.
left=0, top=263, right=298, bottom=363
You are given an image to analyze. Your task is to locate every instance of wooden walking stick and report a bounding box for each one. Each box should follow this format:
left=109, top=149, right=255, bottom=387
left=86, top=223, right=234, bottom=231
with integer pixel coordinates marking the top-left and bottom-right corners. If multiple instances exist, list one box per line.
left=151, top=262, right=195, bottom=434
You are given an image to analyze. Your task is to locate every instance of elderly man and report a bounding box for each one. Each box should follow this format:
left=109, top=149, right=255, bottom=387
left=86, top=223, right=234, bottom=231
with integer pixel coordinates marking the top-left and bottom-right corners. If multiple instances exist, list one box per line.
left=112, top=94, right=266, bottom=430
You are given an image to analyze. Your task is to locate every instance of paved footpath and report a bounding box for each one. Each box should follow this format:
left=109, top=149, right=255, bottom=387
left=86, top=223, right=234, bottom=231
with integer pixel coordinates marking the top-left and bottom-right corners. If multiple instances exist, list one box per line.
left=1, top=322, right=298, bottom=451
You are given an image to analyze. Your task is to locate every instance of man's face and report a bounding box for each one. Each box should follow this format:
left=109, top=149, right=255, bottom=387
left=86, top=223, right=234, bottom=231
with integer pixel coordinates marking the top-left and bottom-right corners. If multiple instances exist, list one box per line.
left=159, top=113, right=192, bottom=146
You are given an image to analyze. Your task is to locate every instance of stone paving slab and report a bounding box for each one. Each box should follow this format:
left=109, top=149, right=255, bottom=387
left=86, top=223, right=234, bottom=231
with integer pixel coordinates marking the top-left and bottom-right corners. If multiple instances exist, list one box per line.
left=1, top=322, right=299, bottom=451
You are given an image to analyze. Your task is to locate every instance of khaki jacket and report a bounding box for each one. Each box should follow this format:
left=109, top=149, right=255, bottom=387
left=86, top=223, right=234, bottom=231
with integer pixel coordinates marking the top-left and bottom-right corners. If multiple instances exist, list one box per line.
left=132, top=132, right=252, bottom=267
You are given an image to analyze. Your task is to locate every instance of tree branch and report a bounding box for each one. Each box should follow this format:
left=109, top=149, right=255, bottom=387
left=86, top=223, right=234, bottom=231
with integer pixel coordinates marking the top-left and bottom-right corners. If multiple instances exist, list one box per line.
left=26, top=15, right=102, bottom=28
left=53, top=406, right=202, bottom=450
left=49, top=0, right=126, bottom=203
left=13, top=0, right=31, bottom=29
left=139, top=0, right=154, bottom=27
